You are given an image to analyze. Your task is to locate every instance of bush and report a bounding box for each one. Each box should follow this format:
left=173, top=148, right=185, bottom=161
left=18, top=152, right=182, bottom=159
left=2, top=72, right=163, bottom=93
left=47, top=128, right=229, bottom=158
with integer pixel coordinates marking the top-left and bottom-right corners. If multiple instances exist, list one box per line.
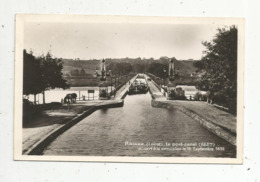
left=22, top=99, right=42, bottom=126
left=168, top=88, right=186, bottom=100
left=227, top=98, right=237, bottom=115
left=194, top=92, right=207, bottom=101
left=206, top=92, right=236, bottom=114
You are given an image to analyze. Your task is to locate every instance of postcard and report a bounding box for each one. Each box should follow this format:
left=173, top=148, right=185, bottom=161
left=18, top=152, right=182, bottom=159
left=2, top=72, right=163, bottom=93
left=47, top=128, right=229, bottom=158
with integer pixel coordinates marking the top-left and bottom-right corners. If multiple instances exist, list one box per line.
left=14, top=14, right=244, bottom=163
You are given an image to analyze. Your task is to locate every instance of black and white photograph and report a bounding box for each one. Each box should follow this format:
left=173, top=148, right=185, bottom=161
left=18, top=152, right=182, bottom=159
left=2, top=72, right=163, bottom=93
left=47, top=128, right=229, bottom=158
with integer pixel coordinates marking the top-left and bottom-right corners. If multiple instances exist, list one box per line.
left=14, top=15, right=244, bottom=163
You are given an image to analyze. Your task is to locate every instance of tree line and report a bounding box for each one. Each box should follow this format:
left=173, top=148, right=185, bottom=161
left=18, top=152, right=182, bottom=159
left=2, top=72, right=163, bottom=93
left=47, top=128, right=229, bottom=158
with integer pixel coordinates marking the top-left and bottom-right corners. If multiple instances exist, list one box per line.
left=23, top=50, right=69, bottom=104
left=106, top=61, right=169, bottom=77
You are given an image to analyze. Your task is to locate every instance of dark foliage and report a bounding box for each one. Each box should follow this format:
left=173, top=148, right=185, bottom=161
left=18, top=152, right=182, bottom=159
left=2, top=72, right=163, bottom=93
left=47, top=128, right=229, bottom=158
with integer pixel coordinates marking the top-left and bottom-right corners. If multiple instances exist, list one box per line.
left=23, top=50, right=44, bottom=95
left=147, top=62, right=168, bottom=78
left=107, top=62, right=133, bottom=75
left=23, top=50, right=69, bottom=104
left=168, top=87, right=186, bottom=100
left=194, top=26, right=238, bottom=114
left=39, top=52, right=69, bottom=91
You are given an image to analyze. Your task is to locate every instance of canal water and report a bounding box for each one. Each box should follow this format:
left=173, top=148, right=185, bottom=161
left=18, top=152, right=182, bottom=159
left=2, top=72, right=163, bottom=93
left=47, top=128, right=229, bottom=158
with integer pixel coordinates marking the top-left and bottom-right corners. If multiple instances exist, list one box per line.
left=43, top=93, right=236, bottom=157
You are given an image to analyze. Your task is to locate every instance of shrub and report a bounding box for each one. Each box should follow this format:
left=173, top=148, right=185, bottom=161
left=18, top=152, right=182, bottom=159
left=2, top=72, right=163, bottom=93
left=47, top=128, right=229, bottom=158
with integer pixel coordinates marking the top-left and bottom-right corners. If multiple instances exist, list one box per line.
left=22, top=99, right=42, bottom=126
left=168, top=88, right=186, bottom=100
left=194, top=92, right=207, bottom=101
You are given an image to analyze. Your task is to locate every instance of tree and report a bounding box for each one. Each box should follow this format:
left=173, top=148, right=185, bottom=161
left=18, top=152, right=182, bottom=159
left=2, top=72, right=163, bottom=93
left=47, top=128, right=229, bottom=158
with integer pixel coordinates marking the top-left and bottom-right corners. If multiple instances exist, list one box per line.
left=107, top=62, right=133, bottom=75
left=79, top=68, right=86, bottom=76
left=70, top=69, right=79, bottom=76
left=23, top=50, right=44, bottom=104
left=148, top=62, right=167, bottom=78
left=39, top=52, right=69, bottom=104
left=194, top=26, right=237, bottom=113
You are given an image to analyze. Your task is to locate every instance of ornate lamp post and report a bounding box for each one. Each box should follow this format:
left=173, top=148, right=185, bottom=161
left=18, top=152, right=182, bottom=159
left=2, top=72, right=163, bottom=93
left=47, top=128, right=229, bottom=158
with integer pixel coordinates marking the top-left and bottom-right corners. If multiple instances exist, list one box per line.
left=95, top=59, right=111, bottom=81
left=169, top=59, right=175, bottom=82
left=163, top=68, right=167, bottom=86
left=95, top=59, right=112, bottom=99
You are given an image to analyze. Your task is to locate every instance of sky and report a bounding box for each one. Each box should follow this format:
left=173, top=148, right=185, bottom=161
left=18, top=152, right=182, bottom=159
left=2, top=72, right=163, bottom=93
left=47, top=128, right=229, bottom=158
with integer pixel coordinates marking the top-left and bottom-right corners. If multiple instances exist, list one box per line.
left=24, top=21, right=229, bottom=60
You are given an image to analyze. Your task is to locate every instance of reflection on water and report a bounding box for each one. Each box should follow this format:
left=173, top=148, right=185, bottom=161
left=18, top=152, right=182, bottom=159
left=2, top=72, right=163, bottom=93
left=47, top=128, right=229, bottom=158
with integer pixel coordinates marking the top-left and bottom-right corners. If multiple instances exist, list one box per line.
left=44, top=93, right=236, bottom=157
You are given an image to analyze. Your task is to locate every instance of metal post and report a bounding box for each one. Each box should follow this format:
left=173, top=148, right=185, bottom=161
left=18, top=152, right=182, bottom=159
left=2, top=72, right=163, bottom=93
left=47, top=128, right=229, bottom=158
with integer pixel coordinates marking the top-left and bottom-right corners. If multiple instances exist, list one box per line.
left=163, top=68, right=167, bottom=86
left=116, top=76, right=118, bottom=88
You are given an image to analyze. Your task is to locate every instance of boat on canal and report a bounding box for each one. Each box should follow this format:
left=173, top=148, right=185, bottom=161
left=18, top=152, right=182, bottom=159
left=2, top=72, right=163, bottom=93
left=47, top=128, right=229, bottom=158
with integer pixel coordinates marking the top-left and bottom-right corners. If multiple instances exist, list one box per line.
left=128, top=79, right=149, bottom=95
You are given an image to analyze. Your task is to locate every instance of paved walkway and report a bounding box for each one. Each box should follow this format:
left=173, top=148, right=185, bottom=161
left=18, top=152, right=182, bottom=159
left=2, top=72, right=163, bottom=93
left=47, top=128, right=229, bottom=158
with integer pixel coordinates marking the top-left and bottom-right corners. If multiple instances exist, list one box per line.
left=22, top=104, right=92, bottom=154
left=164, top=100, right=236, bottom=133
left=145, top=75, right=167, bottom=100
left=114, top=74, right=138, bottom=99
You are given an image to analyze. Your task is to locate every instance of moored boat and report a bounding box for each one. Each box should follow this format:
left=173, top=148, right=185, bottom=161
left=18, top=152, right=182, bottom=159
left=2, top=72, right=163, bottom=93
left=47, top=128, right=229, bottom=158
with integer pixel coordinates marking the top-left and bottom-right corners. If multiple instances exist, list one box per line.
left=128, top=79, right=148, bottom=95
